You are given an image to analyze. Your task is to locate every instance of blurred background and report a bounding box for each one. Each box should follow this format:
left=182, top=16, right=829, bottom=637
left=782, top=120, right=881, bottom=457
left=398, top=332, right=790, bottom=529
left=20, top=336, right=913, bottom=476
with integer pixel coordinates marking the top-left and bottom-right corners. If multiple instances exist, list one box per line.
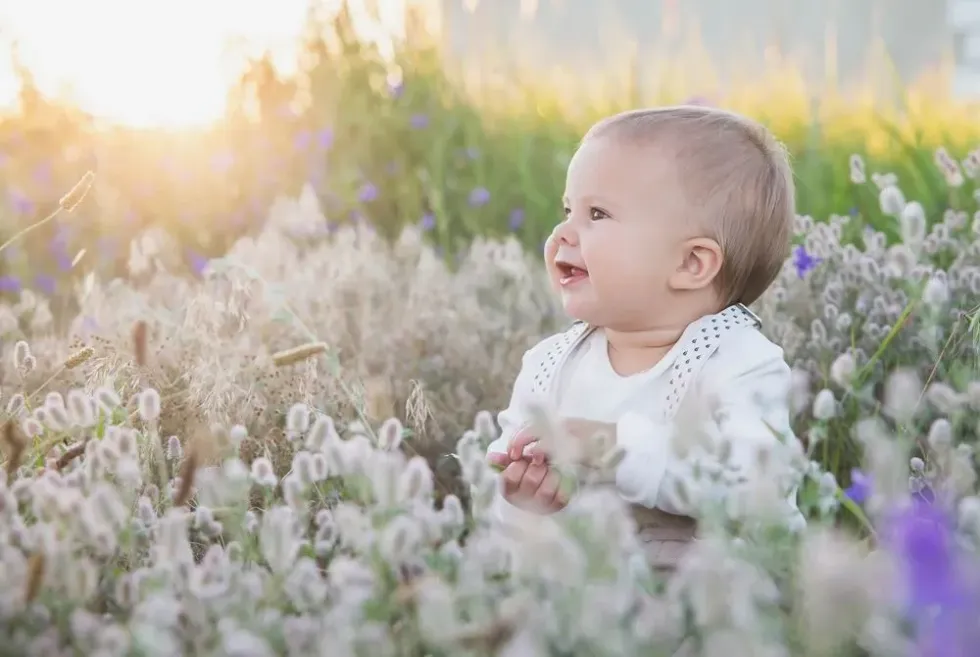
left=0, top=0, right=978, bottom=312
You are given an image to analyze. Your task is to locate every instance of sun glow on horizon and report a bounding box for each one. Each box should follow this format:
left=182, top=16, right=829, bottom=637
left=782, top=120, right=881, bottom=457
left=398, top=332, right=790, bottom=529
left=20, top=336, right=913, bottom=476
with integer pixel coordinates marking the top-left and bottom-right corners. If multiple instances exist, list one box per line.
left=0, top=0, right=407, bottom=129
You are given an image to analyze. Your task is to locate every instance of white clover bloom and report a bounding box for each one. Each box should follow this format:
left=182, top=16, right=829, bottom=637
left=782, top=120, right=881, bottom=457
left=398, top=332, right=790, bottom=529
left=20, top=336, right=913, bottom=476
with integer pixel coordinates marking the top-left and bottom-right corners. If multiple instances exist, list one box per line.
left=250, top=457, right=278, bottom=488
left=811, top=389, right=837, bottom=421
left=137, top=388, right=161, bottom=423
left=829, top=352, right=856, bottom=388
left=285, top=403, right=310, bottom=439
left=878, top=185, right=906, bottom=216
left=259, top=506, right=303, bottom=576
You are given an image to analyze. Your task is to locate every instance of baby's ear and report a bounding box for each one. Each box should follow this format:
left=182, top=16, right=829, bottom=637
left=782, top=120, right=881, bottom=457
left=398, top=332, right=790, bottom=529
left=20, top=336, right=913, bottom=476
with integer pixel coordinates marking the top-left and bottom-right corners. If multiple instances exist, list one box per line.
left=669, top=237, right=722, bottom=291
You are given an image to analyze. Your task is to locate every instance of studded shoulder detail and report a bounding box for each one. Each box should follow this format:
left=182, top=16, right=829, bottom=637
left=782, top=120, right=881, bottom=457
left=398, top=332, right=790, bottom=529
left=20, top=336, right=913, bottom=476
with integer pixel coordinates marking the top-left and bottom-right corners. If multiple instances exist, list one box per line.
left=527, top=322, right=593, bottom=397
left=663, top=304, right=761, bottom=420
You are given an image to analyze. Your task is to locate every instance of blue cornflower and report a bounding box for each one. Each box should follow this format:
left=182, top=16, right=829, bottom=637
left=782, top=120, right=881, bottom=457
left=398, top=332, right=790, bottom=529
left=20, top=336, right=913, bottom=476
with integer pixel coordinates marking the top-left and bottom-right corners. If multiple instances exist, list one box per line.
left=0, top=275, right=21, bottom=293
left=792, top=244, right=821, bottom=278
left=358, top=183, right=378, bottom=203
left=9, top=190, right=33, bottom=216
left=316, top=128, right=333, bottom=150
left=468, top=187, right=490, bottom=207
left=509, top=208, right=525, bottom=231
left=187, top=250, right=209, bottom=276
left=34, top=274, right=56, bottom=295
left=844, top=468, right=872, bottom=504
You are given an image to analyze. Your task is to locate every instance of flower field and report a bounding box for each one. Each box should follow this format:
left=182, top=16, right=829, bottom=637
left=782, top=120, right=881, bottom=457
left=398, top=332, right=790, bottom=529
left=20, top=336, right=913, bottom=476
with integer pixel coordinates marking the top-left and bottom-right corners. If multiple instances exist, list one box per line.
left=3, top=8, right=980, bottom=656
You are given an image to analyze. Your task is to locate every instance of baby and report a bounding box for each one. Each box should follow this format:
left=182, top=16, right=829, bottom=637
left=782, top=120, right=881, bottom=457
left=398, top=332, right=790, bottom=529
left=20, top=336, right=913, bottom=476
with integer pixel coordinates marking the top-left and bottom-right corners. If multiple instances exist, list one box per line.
left=485, top=106, right=805, bottom=569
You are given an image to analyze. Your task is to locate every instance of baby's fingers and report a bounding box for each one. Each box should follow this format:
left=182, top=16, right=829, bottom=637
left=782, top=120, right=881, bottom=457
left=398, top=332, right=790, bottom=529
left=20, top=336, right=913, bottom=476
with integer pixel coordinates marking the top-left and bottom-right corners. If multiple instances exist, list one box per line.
left=501, top=460, right=529, bottom=496
left=487, top=451, right=510, bottom=472
left=526, top=444, right=549, bottom=466
left=508, top=427, right=539, bottom=461
left=534, top=471, right=561, bottom=507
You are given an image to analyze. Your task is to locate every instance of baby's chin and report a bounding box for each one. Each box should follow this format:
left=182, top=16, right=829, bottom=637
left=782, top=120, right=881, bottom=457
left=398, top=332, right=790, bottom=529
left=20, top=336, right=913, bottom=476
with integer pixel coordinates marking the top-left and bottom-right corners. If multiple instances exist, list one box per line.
left=559, top=295, right=601, bottom=325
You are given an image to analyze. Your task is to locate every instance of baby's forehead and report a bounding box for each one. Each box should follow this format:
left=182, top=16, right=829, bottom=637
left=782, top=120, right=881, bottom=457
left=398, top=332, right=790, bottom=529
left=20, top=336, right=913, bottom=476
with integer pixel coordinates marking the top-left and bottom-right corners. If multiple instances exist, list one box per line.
left=567, top=135, right=688, bottom=192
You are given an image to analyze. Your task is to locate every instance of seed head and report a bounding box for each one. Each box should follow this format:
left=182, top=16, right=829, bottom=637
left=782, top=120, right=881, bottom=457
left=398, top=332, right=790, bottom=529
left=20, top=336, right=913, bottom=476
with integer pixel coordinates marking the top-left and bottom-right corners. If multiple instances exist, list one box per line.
left=94, top=386, right=121, bottom=412
left=378, top=417, right=404, bottom=451
left=812, top=389, right=837, bottom=421
left=24, top=552, right=45, bottom=602
left=66, top=389, right=96, bottom=428
left=849, top=154, right=866, bottom=184
left=173, top=447, right=198, bottom=507
left=305, top=415, right=335, bottom=451
left=250, top=457, right=277, bottom=487
left=829, top=353, right=856, bottom=388
left=3, top=419, right=27, bottom=479
left=286, top=403, right=309, bottom=438
left=63, top=346, right=94, bottom=370
left=12, top=340, right=30, bottom=370
left=137, top=388, right=161, bottom=423
left=5, top=393, right=24, bottom=416
left=58, top=171, right=95, bottom=212
left=878, top=185, right=906, bottom=216
left=131, top=320, right=148, bottom=366
left=927, top=418, right=953, bottom=451
left=272, top=342, right=327, bottom=367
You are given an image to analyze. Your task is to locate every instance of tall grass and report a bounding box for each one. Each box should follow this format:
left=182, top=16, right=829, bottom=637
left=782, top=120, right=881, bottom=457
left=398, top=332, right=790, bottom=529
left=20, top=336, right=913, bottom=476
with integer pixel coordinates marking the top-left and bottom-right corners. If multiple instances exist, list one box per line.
left=0, top=7, right=978, bottom=307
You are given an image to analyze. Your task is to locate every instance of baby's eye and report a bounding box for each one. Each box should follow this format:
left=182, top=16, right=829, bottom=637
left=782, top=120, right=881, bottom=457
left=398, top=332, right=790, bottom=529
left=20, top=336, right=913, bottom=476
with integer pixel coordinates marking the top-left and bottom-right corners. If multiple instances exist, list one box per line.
left=562, top=206, right=571, bottom=217
left=590, top=207, right=609, bottom=221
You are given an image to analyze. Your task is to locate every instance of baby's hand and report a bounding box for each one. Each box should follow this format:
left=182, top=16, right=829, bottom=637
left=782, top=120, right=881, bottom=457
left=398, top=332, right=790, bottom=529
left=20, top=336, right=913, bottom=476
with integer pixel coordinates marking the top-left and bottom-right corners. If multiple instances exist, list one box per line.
left=500, top=458, right=569, bottom=514
left=486, top=426, right=550, bottom=473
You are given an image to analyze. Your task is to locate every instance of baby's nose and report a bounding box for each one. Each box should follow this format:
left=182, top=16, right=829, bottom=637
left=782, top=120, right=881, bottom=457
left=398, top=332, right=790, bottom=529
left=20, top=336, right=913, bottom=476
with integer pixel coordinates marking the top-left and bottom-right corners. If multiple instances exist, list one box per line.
left=553, top=219, right=579, bottom=245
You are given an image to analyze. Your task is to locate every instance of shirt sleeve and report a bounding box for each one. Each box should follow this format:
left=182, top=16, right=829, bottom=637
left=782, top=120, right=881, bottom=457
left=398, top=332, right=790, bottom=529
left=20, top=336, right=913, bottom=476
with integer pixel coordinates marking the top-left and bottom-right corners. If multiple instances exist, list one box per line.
left=486, top=347, right=537, bottom=459
left=485, top=340, right=562, bottom=528
left=612, top=331, right=805, bottom=530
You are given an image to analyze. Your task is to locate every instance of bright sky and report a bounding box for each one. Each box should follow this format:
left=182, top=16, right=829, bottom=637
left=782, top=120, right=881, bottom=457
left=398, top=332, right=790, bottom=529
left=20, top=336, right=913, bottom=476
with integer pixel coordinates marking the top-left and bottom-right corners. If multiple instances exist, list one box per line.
left=0, top=0, right=406, bottom=128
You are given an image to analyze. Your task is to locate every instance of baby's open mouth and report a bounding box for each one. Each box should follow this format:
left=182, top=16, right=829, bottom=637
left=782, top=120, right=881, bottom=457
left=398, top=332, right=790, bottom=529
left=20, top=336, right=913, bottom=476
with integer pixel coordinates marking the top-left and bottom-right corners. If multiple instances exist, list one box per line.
left=556, top=260, right=589, bottom=286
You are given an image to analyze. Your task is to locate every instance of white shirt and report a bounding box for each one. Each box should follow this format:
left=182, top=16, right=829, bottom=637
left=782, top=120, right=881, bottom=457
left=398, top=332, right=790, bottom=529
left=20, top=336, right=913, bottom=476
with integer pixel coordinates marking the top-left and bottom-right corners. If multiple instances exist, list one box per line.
left=486, top=308, right=806, bottom=530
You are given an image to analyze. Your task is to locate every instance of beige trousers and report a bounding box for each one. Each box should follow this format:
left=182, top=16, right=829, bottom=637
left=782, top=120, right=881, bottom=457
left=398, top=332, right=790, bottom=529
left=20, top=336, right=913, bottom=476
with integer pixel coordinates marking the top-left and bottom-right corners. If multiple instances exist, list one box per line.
left=630, top=505, right=697, bottom=572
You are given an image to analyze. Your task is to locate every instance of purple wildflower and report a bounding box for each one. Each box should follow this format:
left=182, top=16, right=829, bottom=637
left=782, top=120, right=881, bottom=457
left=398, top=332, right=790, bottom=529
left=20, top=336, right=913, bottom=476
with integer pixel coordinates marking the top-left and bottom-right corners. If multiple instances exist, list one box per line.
left=792, top=244, right=821, bottom=278
left=883, top=500, right=980, bottom=657
left=316, top=128, right=333, bottom=150
left=9, top=190, right=33, bottom=216
left=55, top=252, right=73, bottom=272
left=468, top=187, right=490, bottom=207
left=187, top=250, right=209, bottom=276
left=410, top=113, right=429, bottom=129
left=844, top=468, right=872, bottom=504
left=420, top=213, right=436, bottom=231
left=358, top=183, right=378, bottom=203
left=0, top=275, right=21, bottom=293
left=509, top=208, right=525, bottom=231
left=34, top=274, right=56, bottom=295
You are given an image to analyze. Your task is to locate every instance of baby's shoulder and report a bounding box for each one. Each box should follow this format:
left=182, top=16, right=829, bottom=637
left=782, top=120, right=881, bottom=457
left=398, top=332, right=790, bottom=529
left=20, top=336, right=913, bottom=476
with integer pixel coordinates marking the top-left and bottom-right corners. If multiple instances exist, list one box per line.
left=523, top=321, right=591, bottom=359
left=698, top=325, right=789, bottom=384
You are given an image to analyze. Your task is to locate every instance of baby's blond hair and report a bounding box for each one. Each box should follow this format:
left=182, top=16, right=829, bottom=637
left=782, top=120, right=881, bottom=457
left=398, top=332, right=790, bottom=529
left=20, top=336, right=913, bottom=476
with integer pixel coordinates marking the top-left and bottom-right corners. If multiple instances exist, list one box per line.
left=584, top=106, right=795, bottom=306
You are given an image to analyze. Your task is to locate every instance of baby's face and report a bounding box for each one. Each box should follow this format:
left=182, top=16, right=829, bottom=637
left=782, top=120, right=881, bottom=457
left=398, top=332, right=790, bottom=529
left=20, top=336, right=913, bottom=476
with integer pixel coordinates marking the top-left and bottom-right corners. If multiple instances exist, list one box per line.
left=548, top=135, right=695, bottom=329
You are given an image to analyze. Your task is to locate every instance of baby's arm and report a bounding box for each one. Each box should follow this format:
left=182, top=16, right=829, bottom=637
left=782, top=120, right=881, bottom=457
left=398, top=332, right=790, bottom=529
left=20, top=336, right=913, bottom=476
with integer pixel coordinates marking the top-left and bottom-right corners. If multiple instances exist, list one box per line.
left=485, top=342, right=565, bottom=523
left=486, top=347, right=536, bottom=462
left=610, top=332, right=806, bottom=529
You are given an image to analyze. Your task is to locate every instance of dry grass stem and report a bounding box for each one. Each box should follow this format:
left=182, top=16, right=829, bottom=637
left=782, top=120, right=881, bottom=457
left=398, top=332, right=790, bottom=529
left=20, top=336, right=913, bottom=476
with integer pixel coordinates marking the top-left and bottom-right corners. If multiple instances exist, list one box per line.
left=272, top=342, right=328, bottom=367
